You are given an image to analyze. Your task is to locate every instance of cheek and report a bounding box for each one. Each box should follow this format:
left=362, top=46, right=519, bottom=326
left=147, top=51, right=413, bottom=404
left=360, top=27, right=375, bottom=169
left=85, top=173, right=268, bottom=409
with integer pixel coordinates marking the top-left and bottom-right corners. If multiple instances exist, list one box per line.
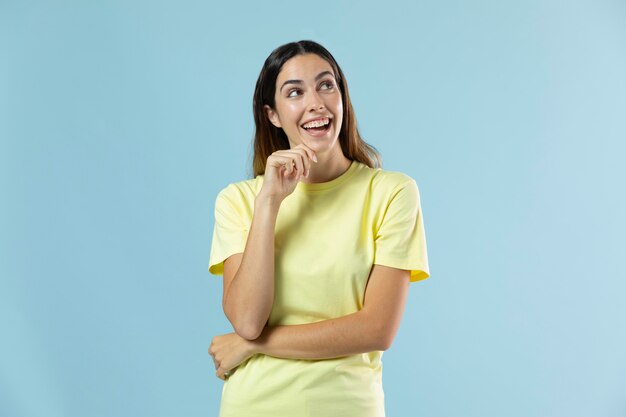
left=334, top=99, right=344, bottom=127
left=330, top=94, right=343, bottom=112
left=283, top=104, right=303, bottom=124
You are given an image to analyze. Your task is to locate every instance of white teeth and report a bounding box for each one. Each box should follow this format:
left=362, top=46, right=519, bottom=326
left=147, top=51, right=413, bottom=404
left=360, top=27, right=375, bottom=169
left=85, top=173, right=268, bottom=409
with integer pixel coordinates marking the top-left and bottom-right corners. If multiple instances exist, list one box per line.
left=302, top=118, right=330, bottom=128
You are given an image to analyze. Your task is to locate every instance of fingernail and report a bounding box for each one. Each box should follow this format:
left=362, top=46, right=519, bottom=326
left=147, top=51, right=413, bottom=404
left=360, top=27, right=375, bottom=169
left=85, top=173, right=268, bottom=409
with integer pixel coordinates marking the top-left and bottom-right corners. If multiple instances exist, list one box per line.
left=305, top=169, right=309, bottom=177
left=312, top=154, right=318, bottom=163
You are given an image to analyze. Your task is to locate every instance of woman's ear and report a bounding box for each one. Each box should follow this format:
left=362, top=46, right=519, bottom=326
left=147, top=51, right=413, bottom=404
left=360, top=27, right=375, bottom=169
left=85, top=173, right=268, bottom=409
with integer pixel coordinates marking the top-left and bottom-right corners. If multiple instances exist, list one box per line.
left=264, top=104, right=282, bottom=128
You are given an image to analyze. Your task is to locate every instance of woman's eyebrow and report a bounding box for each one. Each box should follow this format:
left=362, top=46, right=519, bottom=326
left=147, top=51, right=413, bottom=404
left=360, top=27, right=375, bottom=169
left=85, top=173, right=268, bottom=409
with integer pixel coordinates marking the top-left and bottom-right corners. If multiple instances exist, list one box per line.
left=280, top=70, right=334, bottom=91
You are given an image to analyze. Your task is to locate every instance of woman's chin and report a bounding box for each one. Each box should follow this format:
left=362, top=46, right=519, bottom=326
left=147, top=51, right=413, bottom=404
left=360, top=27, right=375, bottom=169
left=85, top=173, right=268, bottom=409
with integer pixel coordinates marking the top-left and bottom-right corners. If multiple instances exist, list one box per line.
left=300, top=131, right=339, bottom=148
left=301, top=138, right=335, bottom=152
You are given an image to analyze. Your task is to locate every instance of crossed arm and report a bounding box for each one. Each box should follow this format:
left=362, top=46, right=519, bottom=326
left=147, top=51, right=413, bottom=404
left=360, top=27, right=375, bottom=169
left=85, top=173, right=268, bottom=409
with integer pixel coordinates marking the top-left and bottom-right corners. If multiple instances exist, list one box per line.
left=252, top=263, right=410, bottom=358
left=209, top=264, right=409, bottom=379
left=209, top=263, right=411, bottom=379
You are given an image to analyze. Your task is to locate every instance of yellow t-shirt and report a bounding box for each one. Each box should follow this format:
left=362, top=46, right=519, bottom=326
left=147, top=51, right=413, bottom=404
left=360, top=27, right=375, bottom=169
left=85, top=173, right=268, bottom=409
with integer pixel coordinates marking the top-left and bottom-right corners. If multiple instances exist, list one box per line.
left=208, top=160, right=430, bottom=417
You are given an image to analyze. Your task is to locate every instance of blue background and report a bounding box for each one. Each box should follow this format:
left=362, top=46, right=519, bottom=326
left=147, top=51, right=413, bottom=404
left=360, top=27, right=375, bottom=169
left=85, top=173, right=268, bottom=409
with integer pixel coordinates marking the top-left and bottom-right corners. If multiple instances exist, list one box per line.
left=1, top=1, right=625, bottom=416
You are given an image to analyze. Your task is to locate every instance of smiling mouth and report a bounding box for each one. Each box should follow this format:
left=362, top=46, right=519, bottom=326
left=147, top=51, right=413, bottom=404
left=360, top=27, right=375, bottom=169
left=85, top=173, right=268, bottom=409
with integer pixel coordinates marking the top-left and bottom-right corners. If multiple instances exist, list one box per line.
left=300, top=117, right=332, bottom=134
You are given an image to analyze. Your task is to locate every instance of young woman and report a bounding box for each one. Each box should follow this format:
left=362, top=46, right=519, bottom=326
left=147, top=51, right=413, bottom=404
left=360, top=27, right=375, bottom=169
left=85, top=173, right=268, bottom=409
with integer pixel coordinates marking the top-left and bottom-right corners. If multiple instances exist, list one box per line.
left=207, top=40, right=430, bottom=417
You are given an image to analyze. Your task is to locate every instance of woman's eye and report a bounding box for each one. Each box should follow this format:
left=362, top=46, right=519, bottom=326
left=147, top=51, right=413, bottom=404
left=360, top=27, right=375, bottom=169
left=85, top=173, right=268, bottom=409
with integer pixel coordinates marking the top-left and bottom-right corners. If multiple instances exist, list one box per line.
left=287, top=81, right=334, bottom=98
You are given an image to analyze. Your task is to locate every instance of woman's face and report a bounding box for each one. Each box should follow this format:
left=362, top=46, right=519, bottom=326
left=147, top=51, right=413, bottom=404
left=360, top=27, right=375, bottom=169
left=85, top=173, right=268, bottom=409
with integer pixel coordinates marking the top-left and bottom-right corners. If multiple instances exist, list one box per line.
left=265, top=53, right=343, bottom=153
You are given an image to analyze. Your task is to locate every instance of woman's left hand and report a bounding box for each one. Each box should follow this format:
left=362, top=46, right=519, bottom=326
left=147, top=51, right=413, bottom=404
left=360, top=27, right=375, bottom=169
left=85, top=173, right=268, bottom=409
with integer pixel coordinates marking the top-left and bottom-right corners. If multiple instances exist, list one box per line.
left=208, top=332, right=257, bottom=381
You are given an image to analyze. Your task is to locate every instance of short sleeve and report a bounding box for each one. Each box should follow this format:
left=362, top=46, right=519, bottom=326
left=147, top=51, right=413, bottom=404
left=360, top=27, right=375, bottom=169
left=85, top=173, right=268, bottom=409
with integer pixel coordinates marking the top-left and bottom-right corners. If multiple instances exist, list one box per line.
left=208, top=187, right=248, bottom=276
left=373, top=179, right=430, bottom=282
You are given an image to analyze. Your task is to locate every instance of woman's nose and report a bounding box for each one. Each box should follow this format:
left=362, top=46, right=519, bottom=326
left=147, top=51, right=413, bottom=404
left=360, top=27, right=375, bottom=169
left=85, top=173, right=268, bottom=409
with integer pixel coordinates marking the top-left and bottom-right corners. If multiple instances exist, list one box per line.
left=306, top=90, right=324, bottom=111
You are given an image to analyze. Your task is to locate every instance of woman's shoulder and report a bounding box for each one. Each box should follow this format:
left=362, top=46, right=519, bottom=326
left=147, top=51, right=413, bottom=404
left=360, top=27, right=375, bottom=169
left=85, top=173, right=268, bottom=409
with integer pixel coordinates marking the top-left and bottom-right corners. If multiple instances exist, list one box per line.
left=215, top=175, right=264, bottom=204
left=358, top=161, right=418, bottom=192
left=355, top=163, right=423, bottom=212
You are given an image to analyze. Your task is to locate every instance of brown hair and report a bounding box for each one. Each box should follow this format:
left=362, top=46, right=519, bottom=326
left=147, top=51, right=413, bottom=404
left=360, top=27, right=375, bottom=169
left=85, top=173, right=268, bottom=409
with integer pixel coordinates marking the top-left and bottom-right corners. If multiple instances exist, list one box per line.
left=249, top=40, right=382, bottom=178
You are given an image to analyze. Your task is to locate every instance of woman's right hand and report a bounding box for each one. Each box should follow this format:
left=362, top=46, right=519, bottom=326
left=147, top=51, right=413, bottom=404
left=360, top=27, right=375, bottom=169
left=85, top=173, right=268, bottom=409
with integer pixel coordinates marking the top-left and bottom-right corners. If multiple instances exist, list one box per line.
left=259, top=144, right=317, bottom=202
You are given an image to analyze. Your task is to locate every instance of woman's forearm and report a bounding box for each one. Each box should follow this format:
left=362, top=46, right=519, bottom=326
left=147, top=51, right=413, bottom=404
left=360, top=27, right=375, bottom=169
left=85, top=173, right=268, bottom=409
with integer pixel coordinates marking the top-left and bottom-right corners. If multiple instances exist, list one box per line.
left=248, top=309, right=386, bottom=360
left=224, top=193, right=280, bottom=340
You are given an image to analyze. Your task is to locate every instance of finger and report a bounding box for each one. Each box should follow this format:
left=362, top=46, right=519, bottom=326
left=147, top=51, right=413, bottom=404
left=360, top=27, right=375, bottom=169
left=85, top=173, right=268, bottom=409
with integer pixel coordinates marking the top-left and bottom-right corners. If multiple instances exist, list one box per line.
left=281, top=151, right=305, bottom=178
left=270, top=154, right=301, bottom=176
left=216, top=367, right=229, bottom=381
left=269, top=154, right=297, bottom=176
left=295, top=143, right=318, bottom=164
left=287, top=148, right=311, bottom=177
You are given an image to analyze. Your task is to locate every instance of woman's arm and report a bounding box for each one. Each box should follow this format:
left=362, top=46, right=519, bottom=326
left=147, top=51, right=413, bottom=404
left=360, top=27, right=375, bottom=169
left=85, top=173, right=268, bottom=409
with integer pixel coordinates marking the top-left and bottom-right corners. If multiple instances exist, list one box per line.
left=223, top=194, right=280, bottom=340
left=249, top=264, right=411, bottom=359
left=251, top=310, right=381, bottom=359
left=223, top=147, right=315, bottom=341
left=213, top=309, right=382, bottom=380
left=211, top=265, right=410, bottom=379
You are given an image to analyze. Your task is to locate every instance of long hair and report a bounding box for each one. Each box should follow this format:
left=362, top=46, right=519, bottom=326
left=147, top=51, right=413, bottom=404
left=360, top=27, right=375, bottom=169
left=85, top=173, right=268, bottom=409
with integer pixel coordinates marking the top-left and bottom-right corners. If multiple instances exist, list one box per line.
left=250, top=40, right=382, bottom=178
